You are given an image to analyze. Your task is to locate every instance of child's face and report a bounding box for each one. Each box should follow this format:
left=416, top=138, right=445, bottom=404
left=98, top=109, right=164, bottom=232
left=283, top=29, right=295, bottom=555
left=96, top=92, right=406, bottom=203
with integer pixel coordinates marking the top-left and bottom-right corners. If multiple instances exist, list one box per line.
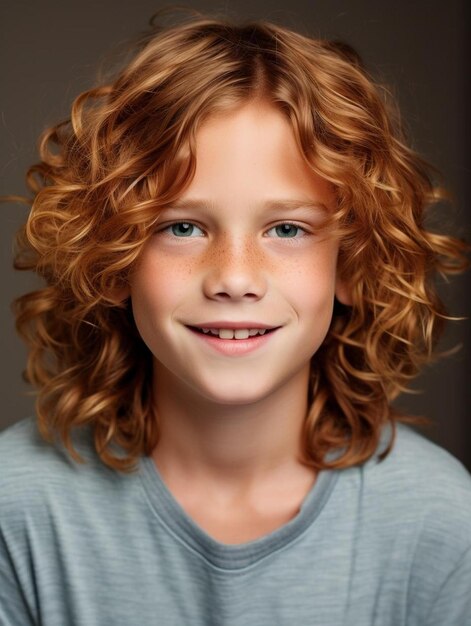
left=128, top=101, right=349, bottom=406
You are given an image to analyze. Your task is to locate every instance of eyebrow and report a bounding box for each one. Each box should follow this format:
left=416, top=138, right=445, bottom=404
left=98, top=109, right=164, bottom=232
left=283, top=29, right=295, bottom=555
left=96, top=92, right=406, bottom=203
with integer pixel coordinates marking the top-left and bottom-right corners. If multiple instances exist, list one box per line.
left=162, top=198, right=329, bottom=213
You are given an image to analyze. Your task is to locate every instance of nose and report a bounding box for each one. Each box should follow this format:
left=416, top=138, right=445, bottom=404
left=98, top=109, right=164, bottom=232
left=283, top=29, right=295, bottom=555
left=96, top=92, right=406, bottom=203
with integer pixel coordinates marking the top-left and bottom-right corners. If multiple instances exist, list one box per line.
left=201, top=235, right=268, bottom=302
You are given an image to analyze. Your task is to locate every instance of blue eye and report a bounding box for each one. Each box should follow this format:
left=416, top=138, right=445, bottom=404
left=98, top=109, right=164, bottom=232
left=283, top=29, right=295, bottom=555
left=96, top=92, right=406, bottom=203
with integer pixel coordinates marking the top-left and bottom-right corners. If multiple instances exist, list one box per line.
left=163, top=222, right=204, bottom=237
left=157, top=221, right=307, bottom=239
left=266, top=223, right=306, bottom=238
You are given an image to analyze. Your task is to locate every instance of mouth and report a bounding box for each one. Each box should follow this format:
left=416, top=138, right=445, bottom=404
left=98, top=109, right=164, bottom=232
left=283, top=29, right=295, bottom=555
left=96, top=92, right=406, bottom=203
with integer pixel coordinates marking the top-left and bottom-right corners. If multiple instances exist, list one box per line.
left=185, top=324, right=280, bottom=356
left=186, top=325, right=279, bottom=339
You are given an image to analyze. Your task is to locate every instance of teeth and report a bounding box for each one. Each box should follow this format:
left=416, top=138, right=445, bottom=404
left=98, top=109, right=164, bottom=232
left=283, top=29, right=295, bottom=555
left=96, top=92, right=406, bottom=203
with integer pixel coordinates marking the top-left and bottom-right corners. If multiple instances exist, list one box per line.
left=198, top=327, right=268, bottom=339
left=219, top=328, right=234, bottom=339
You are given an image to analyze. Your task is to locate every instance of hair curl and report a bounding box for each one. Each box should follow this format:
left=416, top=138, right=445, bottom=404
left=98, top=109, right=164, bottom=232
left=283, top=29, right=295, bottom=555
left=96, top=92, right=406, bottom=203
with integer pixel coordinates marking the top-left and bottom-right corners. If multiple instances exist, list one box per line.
left=10, top=8, right=469, bottom=473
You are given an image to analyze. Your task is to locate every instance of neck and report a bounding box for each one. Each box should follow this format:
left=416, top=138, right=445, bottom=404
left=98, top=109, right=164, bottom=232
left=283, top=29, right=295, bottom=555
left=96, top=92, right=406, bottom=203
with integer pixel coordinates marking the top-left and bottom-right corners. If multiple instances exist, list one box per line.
left=150, top=362, right=312, bottom=498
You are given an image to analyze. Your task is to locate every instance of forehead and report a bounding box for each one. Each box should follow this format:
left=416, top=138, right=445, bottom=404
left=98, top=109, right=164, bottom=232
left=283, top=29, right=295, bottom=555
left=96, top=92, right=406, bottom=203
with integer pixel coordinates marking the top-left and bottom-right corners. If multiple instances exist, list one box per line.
left=179, top=101, right=335, bottom=209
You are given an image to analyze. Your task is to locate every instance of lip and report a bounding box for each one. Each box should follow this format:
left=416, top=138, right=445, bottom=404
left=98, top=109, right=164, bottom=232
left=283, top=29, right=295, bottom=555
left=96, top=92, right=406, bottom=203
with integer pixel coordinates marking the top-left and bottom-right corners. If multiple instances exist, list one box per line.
left=186, top=325, right=280, bottom=356
left=189, top=321, right=279, bottom=330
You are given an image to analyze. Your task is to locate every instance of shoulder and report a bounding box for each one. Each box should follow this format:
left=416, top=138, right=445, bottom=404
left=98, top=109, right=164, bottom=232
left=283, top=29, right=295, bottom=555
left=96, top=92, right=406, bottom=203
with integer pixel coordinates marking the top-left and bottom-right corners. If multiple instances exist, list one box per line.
left=0, top=417, right=112, bottom=520
left=370, top=420, right=471, bottom=499
left=372, top=423, right=471, bottom=622
left=363, top=420, right=471, bottom=561
left=0, top=415, right=97, bottom=476
left=0, top=416, right=62, bottom=480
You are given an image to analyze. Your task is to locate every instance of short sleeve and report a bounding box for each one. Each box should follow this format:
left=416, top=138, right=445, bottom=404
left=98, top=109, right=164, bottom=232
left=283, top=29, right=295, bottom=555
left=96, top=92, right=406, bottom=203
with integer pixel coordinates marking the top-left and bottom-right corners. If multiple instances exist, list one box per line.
left=424, top=545, right=471, bottom=626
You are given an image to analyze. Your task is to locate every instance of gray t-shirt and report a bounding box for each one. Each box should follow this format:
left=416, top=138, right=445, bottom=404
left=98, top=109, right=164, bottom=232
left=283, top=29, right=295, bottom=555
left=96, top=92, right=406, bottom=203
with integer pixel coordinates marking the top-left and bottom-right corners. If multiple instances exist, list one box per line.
left=0, top=416, right=470, bottom=626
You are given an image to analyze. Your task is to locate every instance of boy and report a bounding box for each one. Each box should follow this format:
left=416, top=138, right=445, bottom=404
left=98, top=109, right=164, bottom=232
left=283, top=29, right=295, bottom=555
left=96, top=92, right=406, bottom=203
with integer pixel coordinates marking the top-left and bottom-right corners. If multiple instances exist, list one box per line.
left=1, top=10, right=470, bottom=626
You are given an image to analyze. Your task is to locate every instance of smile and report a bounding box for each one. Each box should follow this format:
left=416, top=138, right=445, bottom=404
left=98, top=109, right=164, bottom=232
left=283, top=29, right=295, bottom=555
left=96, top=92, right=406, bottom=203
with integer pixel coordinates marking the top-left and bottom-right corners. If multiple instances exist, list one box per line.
left=185, top=325, right=279, bottom=356
left=191, top=326, right=276, bottom=339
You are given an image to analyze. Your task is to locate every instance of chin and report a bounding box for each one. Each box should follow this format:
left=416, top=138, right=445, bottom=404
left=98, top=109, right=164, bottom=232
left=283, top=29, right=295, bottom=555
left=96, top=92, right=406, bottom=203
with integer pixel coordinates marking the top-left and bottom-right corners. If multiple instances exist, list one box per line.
left=190, top=379, right=276, bottom=406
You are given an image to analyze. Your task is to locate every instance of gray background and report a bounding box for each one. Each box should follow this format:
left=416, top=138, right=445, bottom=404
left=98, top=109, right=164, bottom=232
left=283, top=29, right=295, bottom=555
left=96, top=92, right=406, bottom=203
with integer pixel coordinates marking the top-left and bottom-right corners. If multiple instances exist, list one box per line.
left=1, top=1, right=469, bottom=468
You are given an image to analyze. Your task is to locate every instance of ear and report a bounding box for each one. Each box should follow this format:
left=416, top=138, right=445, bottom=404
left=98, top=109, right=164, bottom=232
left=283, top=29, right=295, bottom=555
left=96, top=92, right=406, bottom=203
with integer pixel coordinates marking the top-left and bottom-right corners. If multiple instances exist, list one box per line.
left=335, top=274, right=353, bottom=306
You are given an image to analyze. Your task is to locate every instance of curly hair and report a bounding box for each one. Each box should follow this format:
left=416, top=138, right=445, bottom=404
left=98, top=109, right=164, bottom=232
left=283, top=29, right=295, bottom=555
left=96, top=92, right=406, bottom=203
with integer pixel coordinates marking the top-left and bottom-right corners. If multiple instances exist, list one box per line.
left=11, top=8, right=469, bottom=473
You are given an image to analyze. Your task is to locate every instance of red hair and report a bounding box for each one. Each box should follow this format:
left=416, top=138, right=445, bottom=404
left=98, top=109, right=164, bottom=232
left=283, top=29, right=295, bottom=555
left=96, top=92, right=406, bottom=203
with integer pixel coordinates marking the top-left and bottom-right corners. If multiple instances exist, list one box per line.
left=11, top=10, right=469, bottom=472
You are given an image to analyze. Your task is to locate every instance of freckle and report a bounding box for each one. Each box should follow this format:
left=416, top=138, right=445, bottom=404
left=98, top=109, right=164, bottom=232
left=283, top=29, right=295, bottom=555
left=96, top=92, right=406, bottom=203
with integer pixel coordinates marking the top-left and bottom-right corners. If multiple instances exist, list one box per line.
left=182, top=260, right=193, bottom=276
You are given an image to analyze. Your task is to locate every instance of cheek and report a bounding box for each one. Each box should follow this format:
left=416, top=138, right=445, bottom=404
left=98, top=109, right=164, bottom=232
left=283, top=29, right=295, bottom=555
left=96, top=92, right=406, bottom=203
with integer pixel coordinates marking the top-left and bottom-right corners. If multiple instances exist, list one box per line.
left=129, top=258, right=178, bottom=337
left=302, top=284, right=335, bottom=328
left=286, top=253, right=337, bottom=314
left=131, top=254, right=185, bottom=309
